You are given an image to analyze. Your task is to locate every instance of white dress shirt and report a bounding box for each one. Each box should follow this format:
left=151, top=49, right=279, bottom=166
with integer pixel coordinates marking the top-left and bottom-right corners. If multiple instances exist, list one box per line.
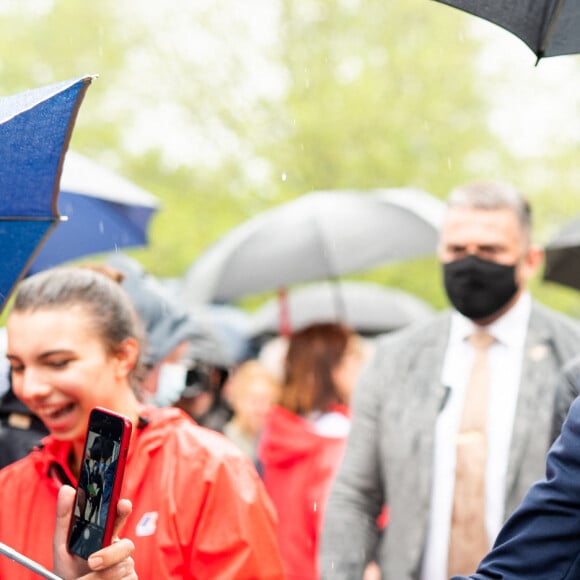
left=420, top=292, right=531, bottom=580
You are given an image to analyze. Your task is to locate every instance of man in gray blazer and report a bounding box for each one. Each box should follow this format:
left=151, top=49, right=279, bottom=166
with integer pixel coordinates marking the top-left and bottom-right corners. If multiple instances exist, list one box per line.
left=319, top=180, right=580, bottom=580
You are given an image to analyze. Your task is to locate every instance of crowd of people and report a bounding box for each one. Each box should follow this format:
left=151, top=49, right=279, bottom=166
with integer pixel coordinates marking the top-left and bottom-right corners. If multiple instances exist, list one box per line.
left=1, top=178, right=580, bottom=579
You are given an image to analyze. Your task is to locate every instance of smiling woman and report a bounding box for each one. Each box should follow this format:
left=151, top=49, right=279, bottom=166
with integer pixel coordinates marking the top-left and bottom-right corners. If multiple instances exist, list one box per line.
left=0, top=266, right=284, bottom=580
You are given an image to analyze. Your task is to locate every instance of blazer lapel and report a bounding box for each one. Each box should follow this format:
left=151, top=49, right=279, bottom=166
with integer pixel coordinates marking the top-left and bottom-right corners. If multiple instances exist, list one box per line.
left=505, top=307, right=554, bottom=503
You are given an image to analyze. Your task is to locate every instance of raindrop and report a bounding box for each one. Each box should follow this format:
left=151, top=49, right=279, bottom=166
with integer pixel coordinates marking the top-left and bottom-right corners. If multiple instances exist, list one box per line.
left=281, top=173, right=287, bottom=182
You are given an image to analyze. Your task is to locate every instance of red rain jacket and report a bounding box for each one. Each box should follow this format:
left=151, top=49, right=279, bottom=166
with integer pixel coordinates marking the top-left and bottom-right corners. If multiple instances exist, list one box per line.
left=258, top=406, right=349, bottom=580
left=0, top=406, right=284, bottom=579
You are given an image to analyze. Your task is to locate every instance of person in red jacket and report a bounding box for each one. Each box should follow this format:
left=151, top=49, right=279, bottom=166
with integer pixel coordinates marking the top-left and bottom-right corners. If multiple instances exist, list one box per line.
left=0, top=266, right=284, bottom=580
left=258, top=322, right=371, bottom=580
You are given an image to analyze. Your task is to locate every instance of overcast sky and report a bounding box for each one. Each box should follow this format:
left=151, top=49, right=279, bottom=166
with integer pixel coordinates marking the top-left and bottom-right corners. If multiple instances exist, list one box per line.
left=473, top=18, right=579, bottom=159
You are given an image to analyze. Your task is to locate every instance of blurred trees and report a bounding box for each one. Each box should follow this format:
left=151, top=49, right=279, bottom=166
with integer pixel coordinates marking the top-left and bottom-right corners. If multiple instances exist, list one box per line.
left=0, top=0, right=579, bottom=314
left=270, top=0, right=496, bottom=195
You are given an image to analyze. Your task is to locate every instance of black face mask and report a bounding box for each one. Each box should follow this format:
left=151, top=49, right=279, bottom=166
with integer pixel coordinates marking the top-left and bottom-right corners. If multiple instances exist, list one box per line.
left=443, top=254, right=518, bottom=321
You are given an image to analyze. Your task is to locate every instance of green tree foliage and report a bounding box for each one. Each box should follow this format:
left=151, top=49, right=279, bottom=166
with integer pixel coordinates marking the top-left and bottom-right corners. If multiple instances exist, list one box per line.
left=269, top=0, right=504, bottom=197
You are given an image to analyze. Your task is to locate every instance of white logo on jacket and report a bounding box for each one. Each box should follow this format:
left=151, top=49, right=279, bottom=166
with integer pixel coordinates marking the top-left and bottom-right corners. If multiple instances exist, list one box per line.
left=135, top=511, right=158, bottom=537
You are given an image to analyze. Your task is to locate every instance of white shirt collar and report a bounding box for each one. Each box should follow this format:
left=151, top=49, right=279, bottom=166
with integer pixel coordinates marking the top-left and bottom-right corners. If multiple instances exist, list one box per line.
left=449, top=291, right=532, bottom=348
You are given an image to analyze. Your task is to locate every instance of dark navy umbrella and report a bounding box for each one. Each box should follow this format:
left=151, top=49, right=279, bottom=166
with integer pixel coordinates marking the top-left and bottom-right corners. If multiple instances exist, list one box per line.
left=0, top=76, right=93, bottom=312
left=29, top=150, right=160, bottom=274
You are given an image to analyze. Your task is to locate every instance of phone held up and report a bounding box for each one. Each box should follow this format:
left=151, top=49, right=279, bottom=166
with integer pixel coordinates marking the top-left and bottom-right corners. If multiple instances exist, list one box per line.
left=67, top=407, right=132, bottom=559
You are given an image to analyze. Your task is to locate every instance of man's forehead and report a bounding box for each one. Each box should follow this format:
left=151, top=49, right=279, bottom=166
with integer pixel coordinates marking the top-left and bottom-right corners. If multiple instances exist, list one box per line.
left=444, top=206, right=519, bottom=227
left=441, top=206, right=523, bottom=242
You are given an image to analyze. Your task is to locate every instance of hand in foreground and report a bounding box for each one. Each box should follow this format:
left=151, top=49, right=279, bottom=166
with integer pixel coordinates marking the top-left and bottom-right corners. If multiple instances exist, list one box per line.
left=53, top=485, right=137, bottom=580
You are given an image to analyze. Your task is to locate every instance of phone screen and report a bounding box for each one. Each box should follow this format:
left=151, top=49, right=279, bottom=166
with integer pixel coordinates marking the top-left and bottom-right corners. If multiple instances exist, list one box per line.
left=68, top=409, right=130, bottom=559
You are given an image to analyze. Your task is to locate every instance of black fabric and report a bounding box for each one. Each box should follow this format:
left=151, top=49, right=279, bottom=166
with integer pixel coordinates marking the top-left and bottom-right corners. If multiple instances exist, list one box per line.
left=0, top=386, right=49, bottom=470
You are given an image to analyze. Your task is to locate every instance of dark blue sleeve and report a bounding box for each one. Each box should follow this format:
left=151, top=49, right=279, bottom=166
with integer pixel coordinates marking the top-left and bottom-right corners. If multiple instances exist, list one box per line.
left=452, top=396, right=580, bottom=580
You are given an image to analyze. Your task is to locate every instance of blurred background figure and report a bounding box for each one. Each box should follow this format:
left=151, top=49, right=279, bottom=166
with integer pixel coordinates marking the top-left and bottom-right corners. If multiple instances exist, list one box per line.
left=0, top=328, right=49, bottom=469
left=257, top=335, right=289, bottom=384
left=105, top=254, right=197, bottom=409
left=172, top=359, right=233, bottom=432
left=0, top=375, right=49, bottom=469
left=258, top=322, right=371, bottom=580
left=222, top=360, right=281, bottom=466
left=100, top=255, right=239, bottom=432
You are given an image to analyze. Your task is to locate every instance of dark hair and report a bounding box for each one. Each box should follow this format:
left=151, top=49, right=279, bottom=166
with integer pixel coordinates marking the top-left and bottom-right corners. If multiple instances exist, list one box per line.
left=11, top=267, right=145, bottom=385
left=281, top=322, right=353, bottom=415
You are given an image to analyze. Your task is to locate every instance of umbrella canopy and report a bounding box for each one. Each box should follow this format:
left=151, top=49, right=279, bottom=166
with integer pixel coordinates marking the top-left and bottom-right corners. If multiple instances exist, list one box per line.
left=29, top=150, right=160, bottom=273
left=182, top=188, right=444, bottom=304
left=432, top=0, right=580, bottom=62
left=543, top=215, right=580, bottom=290
left=0, top=76, right=93, bottom=312
left=250, top=280, right=436, bottom=338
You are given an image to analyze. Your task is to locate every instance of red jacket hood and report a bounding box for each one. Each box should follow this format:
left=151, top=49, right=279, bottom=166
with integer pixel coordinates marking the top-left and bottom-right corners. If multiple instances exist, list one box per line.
left=258, top=405, right=349, bottom=580
left=258, top=405, right=348, bottom=468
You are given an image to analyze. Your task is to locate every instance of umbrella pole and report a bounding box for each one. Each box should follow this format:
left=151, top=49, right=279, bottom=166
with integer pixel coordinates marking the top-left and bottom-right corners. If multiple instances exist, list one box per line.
left=277, top=288, right=292, bottom=336
left=330, top=279, right=346, bottom=322
left=0, top=542, right=62, bottom=579
left=536, top=0, right=566, bottom=64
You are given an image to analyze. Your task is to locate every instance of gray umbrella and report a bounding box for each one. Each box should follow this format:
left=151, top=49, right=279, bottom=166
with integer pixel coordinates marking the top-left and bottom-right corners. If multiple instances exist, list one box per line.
left=543, top=215, right=580, bottom=290
left=250, top=281, right=436, bottom=338
left=432, top=0, right=580, bottom=63
left=182, top=188, right=444, bottom=304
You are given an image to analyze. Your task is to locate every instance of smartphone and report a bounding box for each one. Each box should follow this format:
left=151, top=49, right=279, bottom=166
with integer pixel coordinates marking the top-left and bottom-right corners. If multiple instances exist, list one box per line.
left=67, top=407, right=132, bottom=559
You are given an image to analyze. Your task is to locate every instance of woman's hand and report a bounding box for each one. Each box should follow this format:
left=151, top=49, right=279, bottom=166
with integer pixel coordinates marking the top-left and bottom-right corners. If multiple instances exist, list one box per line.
left=53, top=485, right=137, bottom=579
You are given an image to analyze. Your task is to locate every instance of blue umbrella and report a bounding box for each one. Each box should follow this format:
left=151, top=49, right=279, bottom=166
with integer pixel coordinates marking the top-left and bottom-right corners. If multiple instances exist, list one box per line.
left=0, top=75, right=93, bottom=312
left=29, top=151, right=160, bottom=274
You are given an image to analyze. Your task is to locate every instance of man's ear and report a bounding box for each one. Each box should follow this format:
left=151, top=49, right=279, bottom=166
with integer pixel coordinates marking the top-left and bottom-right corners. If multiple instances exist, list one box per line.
left=522, top=244, right=544, bottom=279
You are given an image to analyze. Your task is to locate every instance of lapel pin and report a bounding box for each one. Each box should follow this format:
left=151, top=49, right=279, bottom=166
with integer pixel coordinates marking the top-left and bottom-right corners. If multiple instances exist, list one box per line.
left=528, top=344, right=548, bottom=362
